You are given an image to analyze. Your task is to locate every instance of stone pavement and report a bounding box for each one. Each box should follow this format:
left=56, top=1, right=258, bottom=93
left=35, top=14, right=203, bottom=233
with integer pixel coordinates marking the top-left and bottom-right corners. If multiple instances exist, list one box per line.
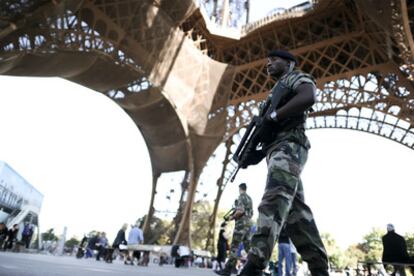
left=0, top=252, right=214, bottom=276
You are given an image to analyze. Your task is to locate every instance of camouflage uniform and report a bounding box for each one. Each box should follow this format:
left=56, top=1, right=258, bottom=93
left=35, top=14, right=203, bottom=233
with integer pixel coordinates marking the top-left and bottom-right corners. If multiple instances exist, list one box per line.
left=226, top=192, right=253, bottom=268
left=248, top=70, right=329, bottom=272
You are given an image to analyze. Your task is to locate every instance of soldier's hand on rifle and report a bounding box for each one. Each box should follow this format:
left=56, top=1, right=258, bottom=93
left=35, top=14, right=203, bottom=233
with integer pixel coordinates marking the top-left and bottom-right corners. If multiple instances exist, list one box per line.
left=252, top=116, right=264, bottom=126
left=240, top=148, right=265, bottom=168
left=252, top=115, right=276, bottom=143
left=231, top=210, right=244, bottom=220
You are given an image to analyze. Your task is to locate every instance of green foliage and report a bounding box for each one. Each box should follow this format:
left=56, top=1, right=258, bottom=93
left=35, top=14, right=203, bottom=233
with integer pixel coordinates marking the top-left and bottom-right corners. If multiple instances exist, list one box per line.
left=191, top=200, right=213, bottom=250
left=344, top=244, right=365, bottom=268
left=321, top=233, right=348, bottom=269
left=405, top=232, right=414, bottom=256
left=314, top=230, right=385, bottom=269
left=157, top=226, right=174, bottom=246
left=65, top=237, right=80, bottom=249
left=357, top=227, right=384, bottom=262
left=32, top=228, right=59, bottom=249
left=42, top=228, right=59, bottom=242
left=245, top=228, right=409, bottom=270
left=138, top=215, right=171, bottom=245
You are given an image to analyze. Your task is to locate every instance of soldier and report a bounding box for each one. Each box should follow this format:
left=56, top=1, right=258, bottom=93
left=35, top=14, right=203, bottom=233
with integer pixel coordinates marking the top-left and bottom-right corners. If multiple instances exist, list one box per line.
left=215, top=183, right=253, bottom=276
left=237, top=50, right=329, bottom=276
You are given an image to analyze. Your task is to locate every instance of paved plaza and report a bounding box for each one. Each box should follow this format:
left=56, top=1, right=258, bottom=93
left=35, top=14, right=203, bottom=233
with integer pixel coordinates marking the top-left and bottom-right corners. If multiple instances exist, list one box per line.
left=0, top=252, right=214, bottom=276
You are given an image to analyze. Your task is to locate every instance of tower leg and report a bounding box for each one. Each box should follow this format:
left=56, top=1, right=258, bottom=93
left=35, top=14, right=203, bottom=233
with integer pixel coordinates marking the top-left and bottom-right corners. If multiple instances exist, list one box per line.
left=173, top=170, right=200, bottom=247
left=171, top=171, right=190, bottom=240
left=142, top=171, right=160, bottom=241
left=205, top=138, right=234, bottom=252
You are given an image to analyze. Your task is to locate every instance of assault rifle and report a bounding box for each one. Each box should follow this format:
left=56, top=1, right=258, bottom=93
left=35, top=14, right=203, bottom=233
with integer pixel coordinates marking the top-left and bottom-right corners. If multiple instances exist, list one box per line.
left=223, top=207, right=236, bottom=221
left=223, top=200, right=238, bottom=221
left=230, top=81, right=290, bottom=182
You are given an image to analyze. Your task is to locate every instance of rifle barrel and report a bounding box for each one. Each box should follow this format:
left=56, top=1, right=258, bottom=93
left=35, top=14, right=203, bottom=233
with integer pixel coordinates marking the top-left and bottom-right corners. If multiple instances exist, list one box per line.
left=233, top=121, right=257, bottom=163
left=230, top=166, right=240, bottom=183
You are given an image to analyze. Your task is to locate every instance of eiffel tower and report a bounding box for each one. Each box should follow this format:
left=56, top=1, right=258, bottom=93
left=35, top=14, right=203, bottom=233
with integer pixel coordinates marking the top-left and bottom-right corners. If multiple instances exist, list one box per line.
left=1, top=0, right=413, bottom=249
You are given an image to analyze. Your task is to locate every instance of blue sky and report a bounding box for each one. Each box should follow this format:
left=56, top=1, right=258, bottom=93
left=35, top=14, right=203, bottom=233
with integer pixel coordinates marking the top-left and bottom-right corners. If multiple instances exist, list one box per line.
left=0, top=1, right=413, bottom=250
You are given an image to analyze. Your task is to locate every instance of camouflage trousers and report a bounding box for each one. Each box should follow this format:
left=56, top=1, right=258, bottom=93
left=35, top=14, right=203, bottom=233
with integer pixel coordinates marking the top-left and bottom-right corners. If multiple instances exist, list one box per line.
left=227, top=219, right=252, bottom=267
left=248, top=141, right=329, bottom=270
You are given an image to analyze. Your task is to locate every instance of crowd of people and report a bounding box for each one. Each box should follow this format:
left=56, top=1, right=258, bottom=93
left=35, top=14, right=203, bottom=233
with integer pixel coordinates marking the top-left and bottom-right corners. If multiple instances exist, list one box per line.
left=0, top=222, right=34, bottom=251
left=72, top=224, right=219, bottom=270
left=75, top=222, right=149, bottom=266
left=2, top=218, right=414, bottom=276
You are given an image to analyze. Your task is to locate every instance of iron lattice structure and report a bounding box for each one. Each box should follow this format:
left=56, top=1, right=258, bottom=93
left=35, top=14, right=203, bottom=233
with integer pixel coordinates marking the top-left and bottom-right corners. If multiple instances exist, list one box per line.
left=1, top=0, right=413, bottom=248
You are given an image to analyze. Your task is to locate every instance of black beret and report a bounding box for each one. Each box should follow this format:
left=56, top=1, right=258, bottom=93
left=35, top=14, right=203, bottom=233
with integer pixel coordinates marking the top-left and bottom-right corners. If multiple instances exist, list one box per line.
left=268, top=50, right=297, bottom=65
left=239, top=183, right=247, bottom=190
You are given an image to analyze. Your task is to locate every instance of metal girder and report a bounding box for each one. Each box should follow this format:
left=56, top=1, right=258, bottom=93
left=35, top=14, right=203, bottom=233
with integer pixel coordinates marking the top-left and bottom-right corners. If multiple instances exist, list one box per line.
left=204, top=138, right=236, bottom=252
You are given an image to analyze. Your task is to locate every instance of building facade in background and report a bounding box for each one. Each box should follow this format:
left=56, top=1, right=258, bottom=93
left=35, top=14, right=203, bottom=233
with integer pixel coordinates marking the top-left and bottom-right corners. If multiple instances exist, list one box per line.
left=0, top=161, right=43, bottom=241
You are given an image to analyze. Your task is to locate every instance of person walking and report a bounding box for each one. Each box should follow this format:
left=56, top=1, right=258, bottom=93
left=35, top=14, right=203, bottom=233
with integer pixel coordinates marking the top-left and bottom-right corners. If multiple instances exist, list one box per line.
left=76, top=234, right=88, bottom=258
left=3, top=224, right=19, bottom=251
left=21, top=222, right=34, bottom=249
left=0, top=223, right=8, bottom=249
left=382, top=224, right=413, bottom=276
left=237, top=50, right=329, bottom=276
left=126, top=223, right=143, bottom=265
left=112, top=223, right=128, bottom=261
left=215, top=183, right=253, bottom=276
left=95, top=232, right=108, bottom=261
left=278, top=227, right=292, bottom=276
left=85, top=232, right=99, bottom=258
left=217, top=222, right=229, bottom=271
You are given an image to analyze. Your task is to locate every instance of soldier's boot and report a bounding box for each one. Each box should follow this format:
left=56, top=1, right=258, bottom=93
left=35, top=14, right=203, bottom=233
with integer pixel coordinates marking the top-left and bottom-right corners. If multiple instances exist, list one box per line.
left=310, top=268, right=330, bottom=276
left=237, top=261, right=263, bottom=276
left=215, top=263, right=233, bottom=276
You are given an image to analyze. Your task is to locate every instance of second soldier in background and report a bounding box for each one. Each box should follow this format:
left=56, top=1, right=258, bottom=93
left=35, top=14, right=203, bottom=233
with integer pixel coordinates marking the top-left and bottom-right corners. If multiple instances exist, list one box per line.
left=216, top=183, right=253, bottom=276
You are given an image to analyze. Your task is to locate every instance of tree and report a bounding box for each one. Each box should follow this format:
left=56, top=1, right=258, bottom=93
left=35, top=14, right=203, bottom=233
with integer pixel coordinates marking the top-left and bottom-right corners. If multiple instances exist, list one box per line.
left=344, top=244, right=365, bottom=268
left=321, top=233, right=347, bottom=269
left=357, top=228, right=384, bottom=262
left=405, top=232, right=414, bottom=256
left=41, top=228, right=59, bottom=242
left=32, top=228, right=59, bottom=249
left=65, top=237, right=80, bottom=251
left=138, top=200, right=213, bottom=248
left=191, top=200, right=213, bottom=249
left=138, top=215, right=171, bottom=245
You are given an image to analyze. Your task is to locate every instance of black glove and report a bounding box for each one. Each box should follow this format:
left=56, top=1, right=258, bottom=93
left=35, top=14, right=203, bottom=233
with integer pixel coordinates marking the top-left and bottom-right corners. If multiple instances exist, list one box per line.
left=240, top=149, right=265, bottom=168
left=251, top=116, right=277, bottom=145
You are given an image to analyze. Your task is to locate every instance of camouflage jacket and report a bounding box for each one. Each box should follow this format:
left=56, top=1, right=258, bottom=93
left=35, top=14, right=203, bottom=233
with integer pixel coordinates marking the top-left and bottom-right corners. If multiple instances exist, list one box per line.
left=263, top=70, right=315, bottom=153
left=236, top=192, right=253, bottom=221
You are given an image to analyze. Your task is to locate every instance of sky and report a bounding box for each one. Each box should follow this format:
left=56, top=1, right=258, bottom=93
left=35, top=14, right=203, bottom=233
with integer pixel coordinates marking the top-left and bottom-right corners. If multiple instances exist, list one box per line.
left=249, top=0, right=305, bottom=21
left=0, top=0, right=413, bottom=250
